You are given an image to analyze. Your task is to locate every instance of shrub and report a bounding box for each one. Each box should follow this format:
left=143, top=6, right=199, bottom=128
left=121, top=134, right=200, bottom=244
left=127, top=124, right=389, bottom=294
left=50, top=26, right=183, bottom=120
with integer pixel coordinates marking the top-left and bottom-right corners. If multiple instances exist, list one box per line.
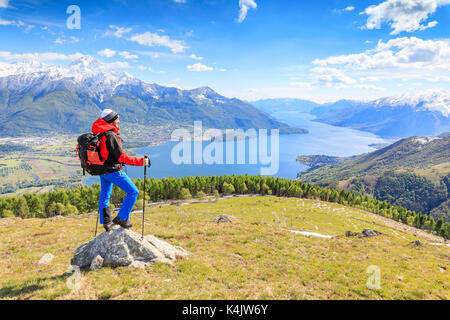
left=196, top=191, right=206, bottom=200
left=179, top=188, right=192, bottom=200
left=222, top=182, right=235, bottom=195
left=2, top=209, right=14, bottom=218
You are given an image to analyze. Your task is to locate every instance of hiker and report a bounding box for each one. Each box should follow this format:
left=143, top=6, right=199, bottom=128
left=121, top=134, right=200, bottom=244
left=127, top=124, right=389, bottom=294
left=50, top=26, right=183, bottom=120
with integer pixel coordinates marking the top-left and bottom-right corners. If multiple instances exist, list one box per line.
left=91, top=109, right=149, bottom=231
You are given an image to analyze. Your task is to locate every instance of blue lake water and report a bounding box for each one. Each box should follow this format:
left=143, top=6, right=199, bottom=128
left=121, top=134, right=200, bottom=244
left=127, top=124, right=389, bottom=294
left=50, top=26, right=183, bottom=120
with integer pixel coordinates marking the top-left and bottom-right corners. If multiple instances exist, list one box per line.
left=85, top=112, right=387, bottom=185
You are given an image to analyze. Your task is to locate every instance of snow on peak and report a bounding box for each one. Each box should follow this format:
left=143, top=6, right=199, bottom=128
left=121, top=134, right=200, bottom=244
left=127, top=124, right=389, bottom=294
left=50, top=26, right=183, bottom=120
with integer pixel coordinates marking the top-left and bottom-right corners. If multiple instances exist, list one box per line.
left=374, top=89, right=450, bottom=117
left=0, top=59, right=47, bottom=77
left=0, top=56, right=139, bottom=97
left=412, top=136, right=441, bottom=145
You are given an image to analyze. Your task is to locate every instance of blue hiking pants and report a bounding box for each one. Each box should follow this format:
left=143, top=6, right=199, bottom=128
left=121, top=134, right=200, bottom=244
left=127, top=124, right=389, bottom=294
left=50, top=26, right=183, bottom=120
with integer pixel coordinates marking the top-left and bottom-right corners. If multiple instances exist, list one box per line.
left=98, top=170, right=139, bottom=223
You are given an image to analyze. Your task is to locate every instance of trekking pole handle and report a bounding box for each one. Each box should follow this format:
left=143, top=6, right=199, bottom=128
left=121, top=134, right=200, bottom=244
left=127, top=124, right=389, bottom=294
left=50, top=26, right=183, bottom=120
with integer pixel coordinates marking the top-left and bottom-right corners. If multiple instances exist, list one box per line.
left=144, top=155, right=151, bottom=167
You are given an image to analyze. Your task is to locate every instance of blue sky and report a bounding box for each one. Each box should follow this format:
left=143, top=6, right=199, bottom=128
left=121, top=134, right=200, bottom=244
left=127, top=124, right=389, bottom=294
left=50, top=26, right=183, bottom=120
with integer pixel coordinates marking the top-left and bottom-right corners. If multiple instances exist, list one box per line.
left=0, top=0, right=449, bottom=102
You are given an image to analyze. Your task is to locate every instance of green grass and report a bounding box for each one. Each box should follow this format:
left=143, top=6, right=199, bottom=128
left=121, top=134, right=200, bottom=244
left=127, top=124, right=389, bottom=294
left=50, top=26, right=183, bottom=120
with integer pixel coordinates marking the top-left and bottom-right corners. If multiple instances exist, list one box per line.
left=0, top=197, right=448, bottom=300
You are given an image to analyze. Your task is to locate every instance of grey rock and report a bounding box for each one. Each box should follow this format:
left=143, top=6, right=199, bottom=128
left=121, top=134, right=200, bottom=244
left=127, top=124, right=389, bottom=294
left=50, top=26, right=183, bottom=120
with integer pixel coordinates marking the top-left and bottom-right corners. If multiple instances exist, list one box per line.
left=71, top=227, right=189, bottom=269
left=145, top=235, right=189, bottom=261
left=90, top=255, right=104, bottom=270
left=213, top=214, right=232, bottom=224
left=37, top=253, right=55, bottom=266
left=129, top=260, right=153, bottom=268
left=358, top=229, right=383, bottom=238
left=412, top=240, right=423, bottom=246
left=345, top=231, right=357, bottom=237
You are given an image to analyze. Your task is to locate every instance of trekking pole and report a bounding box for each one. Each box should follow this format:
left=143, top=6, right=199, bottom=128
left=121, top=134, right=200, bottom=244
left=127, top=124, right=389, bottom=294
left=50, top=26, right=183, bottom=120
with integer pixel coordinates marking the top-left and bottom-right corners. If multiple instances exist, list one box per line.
left=141, top=155, right=151, bottom=239
left=94, top=208, right=99, bottom=237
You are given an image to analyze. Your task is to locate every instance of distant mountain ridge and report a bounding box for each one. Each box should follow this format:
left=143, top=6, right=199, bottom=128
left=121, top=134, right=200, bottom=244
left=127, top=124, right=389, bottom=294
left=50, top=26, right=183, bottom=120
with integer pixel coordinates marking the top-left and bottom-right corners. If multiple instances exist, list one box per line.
left=0, top=56, right=306, bottom=136
left=251, top=98, right=321, bottom=114
left=252, top=91, right=450, bottom=138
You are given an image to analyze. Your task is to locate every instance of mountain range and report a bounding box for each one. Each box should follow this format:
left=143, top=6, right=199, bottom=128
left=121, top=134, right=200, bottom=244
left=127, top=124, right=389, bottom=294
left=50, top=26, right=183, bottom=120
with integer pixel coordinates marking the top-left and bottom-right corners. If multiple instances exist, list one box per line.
left=0, top=56, right=305, bottom=136
left=252, top=91, right=450, bottom=138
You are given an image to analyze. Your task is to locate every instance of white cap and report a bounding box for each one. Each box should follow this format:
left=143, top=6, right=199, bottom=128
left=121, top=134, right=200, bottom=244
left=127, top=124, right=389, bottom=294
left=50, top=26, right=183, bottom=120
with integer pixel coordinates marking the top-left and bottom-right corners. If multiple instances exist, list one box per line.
left=100, top=109, right=118, bottom=123
left=100, top=109, right=114, bottom=119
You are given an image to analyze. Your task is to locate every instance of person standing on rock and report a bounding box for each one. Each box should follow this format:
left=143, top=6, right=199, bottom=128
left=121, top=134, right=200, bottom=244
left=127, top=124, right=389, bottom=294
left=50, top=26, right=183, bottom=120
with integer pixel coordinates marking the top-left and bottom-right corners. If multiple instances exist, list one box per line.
left=92, top=109, right=149, bottom=231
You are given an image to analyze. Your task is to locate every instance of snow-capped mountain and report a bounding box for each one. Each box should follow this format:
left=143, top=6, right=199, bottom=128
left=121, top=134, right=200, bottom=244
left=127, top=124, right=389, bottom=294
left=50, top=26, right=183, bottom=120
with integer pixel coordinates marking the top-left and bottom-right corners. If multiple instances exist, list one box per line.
left=314, top=90, right=450, bottom=138
left=373, top=89, right=450, bottom=117
left=0, top=56, right=302, bottom=136
left=0, top=56, right=152, bottom=98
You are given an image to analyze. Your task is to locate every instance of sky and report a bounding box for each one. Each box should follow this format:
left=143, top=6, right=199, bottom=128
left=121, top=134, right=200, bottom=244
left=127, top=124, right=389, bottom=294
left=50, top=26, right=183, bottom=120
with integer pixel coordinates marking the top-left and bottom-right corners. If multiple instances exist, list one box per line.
left=0, top=0, right=449, bottom=103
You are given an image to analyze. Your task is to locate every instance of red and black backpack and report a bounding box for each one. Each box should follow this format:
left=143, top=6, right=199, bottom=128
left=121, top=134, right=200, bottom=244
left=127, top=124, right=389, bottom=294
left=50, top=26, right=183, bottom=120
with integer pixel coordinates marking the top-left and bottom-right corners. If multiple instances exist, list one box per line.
left=76, top=133, right=108, bottom=176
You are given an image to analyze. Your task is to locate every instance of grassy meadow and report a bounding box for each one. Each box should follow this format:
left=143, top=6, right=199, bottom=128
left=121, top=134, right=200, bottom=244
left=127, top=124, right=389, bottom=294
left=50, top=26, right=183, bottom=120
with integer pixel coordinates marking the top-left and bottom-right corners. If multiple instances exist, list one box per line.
left=0, top=196, right=448, bottom=300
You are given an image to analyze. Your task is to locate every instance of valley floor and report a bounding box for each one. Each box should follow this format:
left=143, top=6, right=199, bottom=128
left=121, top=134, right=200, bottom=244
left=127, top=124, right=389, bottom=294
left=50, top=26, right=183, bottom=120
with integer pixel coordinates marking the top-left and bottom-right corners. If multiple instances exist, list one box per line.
left=0, top=196, right=448, bottom=300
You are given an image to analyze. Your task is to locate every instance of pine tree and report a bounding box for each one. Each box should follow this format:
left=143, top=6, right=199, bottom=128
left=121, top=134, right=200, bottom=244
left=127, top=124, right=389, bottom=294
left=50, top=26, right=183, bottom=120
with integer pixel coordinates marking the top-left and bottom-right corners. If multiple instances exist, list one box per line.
left=15, top=196, right=30, bottom=218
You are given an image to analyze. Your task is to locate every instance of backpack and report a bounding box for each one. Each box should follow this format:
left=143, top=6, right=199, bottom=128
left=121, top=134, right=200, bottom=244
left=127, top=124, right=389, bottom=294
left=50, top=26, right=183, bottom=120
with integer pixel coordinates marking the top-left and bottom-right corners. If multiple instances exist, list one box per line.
left=76, top=133, right=108, bottom=176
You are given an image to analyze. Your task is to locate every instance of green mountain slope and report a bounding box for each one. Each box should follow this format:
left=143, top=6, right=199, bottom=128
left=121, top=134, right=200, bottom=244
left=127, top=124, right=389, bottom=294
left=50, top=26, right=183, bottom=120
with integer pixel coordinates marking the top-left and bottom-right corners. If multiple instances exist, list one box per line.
left=297, top=136, right=450, bottom=219
left=0, top=86, right=306, bottom=136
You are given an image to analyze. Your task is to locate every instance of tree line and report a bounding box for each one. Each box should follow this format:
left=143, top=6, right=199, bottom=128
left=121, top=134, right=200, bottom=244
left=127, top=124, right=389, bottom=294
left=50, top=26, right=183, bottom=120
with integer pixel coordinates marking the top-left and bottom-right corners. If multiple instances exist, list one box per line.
left=0, top=174, right=448, bottom=239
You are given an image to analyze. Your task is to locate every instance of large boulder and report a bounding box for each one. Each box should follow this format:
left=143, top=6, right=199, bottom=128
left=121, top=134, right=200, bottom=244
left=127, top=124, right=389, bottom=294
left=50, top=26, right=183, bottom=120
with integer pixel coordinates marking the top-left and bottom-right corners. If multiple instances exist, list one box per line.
left=213, top=214, right=232, bottom=224
left=71, top=226, right=188, bottom=269
left=358, top=229, right=383, bottom=238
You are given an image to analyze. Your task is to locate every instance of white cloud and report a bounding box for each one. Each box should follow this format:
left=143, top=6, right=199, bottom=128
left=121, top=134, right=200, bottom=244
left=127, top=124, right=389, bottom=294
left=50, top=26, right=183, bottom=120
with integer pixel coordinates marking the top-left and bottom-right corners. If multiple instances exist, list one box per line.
left=0, top=18, right=13, bottom=26
left=97, top=48, right=116, bottom=58
left=427, top=75, right=450, bottom=81
left=54, top=36, right=80, bottom=44
left=128, top=32, right=188, bottom=53
left=0, top=18, right=38, bottom=34
left=24, top=24, right=35, bottom=32
left=106, top=61, right=130, bottom=69
left=135, top=51, right=179, bottom=60
left=312, top=67, right=357, bottom=88
left=333, top=6, right=355, bottom=13
left=104, top=25, right=133, bottom=38
left=0, top=51, right=85, bottom=62
left=237, top=0, right=257, bottom=23
left=313, top=37, right=450, bottom=72
left=360, top=76, right=381, bottom=82
left=189, top=54, right=203, bottom=61
left=187, top=63, right=213, bottom=72
left=173, top=0, right=186, bottom=3
left=307, top=36, right=450, bottom=90
left=289, top=82, right=314, bottom=88
left=0, top=19, right=26, bottom=28
left=361, top=0, right=450, bottom=35
left=289, top=67, right=385, bottom=90
left=119, top=51, right=138, bottom=59
left=137, top=65, right=166, bottom=74
left=0, top=0, right=9, bottom=8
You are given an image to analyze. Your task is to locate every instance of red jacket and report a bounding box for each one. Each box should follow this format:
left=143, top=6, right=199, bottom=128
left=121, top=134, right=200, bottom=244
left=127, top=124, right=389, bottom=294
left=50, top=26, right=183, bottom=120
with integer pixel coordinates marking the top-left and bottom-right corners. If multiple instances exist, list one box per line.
left=91, top=118, right=144, bottom=171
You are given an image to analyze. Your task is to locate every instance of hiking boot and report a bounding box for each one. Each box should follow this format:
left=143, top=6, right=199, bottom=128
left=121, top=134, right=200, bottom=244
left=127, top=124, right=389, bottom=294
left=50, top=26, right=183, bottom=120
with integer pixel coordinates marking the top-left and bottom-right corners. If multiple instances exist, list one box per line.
left=113, top=216, right=133, bottom=229
left=103, top=207, right=113, bottom=232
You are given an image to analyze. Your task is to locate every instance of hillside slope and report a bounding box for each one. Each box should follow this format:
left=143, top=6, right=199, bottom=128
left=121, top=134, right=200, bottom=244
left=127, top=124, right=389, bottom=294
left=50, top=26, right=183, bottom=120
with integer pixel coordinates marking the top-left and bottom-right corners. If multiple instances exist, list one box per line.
left=0, top=196, right=448, bottom=300
left=297, top=135, right=450, bottom=219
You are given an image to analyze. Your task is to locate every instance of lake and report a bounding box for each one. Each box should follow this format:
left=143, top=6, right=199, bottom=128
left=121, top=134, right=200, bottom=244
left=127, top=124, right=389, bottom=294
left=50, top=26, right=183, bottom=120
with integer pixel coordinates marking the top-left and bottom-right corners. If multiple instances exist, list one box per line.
left=85, top=112, right=387, bottom=185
